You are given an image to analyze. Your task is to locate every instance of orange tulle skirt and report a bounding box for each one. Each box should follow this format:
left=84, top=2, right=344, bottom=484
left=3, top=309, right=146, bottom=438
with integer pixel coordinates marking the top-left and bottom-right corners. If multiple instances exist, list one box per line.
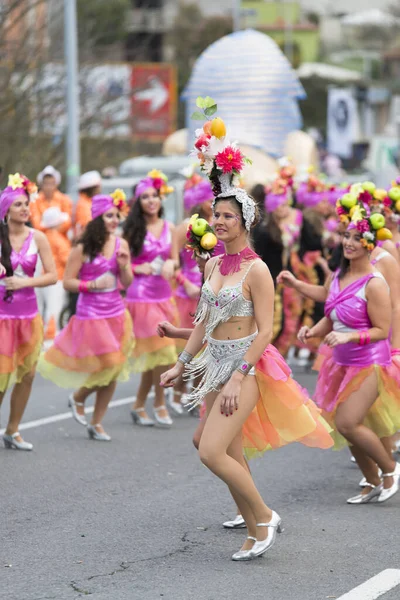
left=242, top=345, right=333, bottom=459
left=38, top=310, right=134, bottom=389
left=126, top=299, right=178, bottom=373
left=0, top=314, right=43, bottom=392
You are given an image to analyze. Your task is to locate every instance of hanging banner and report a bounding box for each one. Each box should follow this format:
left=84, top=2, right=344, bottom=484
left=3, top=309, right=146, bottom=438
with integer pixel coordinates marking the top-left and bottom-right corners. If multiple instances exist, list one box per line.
left=131, top=63, right=177, bottom=141
left=327, top=88, right=358, bottom=159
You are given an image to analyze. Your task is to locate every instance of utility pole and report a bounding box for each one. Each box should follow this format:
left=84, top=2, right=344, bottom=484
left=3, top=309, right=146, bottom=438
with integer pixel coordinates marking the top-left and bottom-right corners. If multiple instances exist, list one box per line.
left=282, top=0, right=293, bottom=65
left=232, top=0, right=241, bottom=33
left=64, top=0, right=80, bottom=201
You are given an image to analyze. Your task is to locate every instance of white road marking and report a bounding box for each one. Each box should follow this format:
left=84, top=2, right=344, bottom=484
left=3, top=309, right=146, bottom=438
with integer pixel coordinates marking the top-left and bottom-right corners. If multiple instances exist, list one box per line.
left=0, top=394, right=149, bottom=435
left=337, top=569, right=400, bottom=600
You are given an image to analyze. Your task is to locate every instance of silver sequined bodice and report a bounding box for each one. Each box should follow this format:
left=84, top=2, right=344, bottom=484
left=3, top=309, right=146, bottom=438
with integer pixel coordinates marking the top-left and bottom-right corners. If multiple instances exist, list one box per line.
left=194, top=262, right=255, bottom=338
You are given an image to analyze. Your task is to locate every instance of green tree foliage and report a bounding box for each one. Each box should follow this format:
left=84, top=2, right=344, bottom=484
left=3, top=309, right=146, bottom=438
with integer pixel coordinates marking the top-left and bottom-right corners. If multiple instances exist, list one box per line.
left=77, top=0, right=130, bottom=47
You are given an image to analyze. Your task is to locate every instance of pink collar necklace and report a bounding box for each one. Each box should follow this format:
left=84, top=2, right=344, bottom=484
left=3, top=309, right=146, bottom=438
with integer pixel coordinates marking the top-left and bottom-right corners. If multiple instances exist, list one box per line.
left=219, top=246, right=259, bottom=276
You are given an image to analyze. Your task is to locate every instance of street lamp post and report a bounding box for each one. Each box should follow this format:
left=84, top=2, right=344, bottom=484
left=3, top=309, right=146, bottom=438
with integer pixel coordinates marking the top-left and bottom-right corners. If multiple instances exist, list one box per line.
left=232, top=0, right=241, bottom=33
left=64, top=0, right=80, bottom=201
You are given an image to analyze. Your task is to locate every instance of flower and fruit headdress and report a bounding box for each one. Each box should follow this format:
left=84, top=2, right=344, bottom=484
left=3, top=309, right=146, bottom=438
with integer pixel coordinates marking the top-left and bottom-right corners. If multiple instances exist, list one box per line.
left=387, top=178, right=400, bottom=219
left=0, top=173, right=38, bottom=221
left=296, top=167, right=328, bottom=208
left=336, top=182, right=392, bottom=251
left=183, top=171, right=214, bottom=212
left=264, top=157, right=295, bottom=212
left=191, top=96, right=255, bottom=231
left=134, top=170, right=174, bottom=200
left=91, top=189, right=127, bottom=220
left=186, top=213, right=218, bottom=259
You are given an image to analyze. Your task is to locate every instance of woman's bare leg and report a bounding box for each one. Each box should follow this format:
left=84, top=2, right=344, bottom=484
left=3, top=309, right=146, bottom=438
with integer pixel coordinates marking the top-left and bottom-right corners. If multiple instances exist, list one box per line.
left=153, top=365, right=171, bottom=418
left=73, top=387, right=98, bottom=418
left=132, top=369, right=153, bottom=419
left=5, top=369, right=36, bottom=438
left=91, top=382, right=116, bottom=432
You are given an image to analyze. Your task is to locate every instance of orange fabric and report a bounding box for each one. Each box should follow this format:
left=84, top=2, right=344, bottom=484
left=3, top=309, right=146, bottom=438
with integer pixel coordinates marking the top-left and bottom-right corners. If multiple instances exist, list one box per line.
left=43, top=228, right=70, bottom=279
left=30, top=190, right=73, bottom=237
left=74, top=193, right=92, bottom=237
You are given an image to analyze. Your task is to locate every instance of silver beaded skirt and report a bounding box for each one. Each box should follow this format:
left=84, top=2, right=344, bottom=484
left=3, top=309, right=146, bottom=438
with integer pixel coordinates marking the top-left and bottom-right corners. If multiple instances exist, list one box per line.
left=184, top=331, right=257, bottom=410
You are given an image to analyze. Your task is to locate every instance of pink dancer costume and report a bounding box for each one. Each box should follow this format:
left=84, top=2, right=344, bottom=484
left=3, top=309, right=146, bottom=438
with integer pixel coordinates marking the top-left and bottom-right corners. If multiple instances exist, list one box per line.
left=0, top=230, right=43, bottom=391
left=38, top=237, right=133, bottom=388
left=314, top=271, right=400, bottom=449
left=126, top=220, right=178, bottom=373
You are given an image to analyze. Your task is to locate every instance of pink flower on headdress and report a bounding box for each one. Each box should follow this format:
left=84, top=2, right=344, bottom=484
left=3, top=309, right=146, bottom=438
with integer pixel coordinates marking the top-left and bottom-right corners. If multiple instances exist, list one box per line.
left=356, top=219, right=370, bottom=234
left=152, top=177, right=163, bottom=190
left=358, top=190, right=372, bottom=205
left=336, top=206, right=346, bottom=216
left=215, top=147, right=244, bottom=174
left=383, top=196, right=392, bottom=207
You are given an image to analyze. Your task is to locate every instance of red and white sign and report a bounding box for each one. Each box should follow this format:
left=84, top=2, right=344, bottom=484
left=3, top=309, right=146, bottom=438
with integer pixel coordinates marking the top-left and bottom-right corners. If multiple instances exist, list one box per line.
left=131, top=63, right=177, bottom=141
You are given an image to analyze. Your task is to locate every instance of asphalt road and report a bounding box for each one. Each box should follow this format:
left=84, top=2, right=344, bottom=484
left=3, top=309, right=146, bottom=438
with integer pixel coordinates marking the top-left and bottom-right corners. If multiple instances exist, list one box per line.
left=1, top=366, right=399, bottom=600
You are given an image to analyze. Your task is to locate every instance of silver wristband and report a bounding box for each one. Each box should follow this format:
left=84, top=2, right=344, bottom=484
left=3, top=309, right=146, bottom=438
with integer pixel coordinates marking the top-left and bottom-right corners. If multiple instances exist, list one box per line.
left=178, top=350, right=193, bottom=365
left=235, top=360, right=253, bottom=376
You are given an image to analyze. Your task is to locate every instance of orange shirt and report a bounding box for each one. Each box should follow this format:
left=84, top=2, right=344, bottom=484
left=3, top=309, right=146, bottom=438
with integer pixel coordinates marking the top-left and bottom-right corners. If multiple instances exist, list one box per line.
left=74, top=193, right=92, bottom=237
left=45, top=229, right=71, bottom=280
left=30, top=190, right=73, bottom=239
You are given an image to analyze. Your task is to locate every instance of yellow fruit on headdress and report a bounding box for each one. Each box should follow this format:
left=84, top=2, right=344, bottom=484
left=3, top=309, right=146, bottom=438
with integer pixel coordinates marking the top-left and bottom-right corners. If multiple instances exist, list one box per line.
left=374, top=188, right=387, bottom=201
left=376, top=227, right=393, bottom=241
left=349, top=206, right=358, bottom=218
left=396, top=200, right=400, bottom=213
left=200, top=232, right=217, bottom=250
left=210, top=118, right=226, bottom=139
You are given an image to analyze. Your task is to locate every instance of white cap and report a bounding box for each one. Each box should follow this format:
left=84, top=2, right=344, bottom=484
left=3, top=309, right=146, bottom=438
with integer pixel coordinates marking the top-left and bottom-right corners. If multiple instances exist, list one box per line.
left=37, top=165, right=61, bottom=187
left=40, top=206, right=69, bottom=229
left=78, top=170, right=102, bottom=191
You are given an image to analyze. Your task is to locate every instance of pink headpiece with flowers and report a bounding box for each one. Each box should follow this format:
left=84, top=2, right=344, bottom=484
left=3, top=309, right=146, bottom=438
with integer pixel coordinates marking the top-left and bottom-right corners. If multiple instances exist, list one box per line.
left=0, top=173, right=38, bottom=221
left=91, top=189, right=126, bottom=220
left=134, top=170, right=174, bottom=200
left=265, top=158, right=295, bottom=212
left=183, top=174, right=213, bottom=211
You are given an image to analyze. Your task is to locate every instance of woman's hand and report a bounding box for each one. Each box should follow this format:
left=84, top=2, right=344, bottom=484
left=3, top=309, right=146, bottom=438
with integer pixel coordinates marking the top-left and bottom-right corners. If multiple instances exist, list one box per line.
left=324, top=331, right=352, bottom=348
left=93, top=274, right=115, bottom=290
left=298, top=326, right=312, bottom=345
left=183, top=280, right=201, bottom=299
left=116, top=248, right=130, bottom=270
left=276, top=270, right=298, bottom=289
left=160, top=362, right=184, bottom=388
left=220, top=372, right=242, bottom=416
left=134, top=263, right=153, bottom=276
left=4, top=276, right=26, bottom=291
left=161, top=259, right=175, bottom=281
left=0, top=263, right=6, bottom=277
left=157, top=321, right=179, bottom=339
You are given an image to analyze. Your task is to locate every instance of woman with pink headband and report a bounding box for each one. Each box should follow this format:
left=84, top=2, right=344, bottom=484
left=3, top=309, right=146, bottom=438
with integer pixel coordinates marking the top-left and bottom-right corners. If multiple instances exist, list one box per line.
left=0, top=173, right=57, bottom=450
left=123, top=173, right=178, bottom=427
left=38, top=191, right=134, bottom=441
left=298, top=196, right=400, bottom=504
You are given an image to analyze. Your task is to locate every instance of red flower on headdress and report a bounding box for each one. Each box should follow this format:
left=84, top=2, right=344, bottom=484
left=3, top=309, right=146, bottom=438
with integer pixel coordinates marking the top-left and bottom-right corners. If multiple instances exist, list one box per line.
left=152, top=178, right=163, bottom=190
left=358, top=190, right=372, bottom=205
left=383, top=196, right=392, bottom=207
left=215, top=147, right=244, bottom=174
left=356, top=219, right=370, bottom=234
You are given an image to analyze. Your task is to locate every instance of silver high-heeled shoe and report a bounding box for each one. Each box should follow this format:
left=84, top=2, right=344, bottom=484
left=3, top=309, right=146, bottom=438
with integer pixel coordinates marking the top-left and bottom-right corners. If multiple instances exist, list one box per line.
left=3, top=432, right=33, bottom=451
left=130, top=408, right=155, bottom=427
left=249, top=511, right=283, bottom=558
left=153, top=406, right=173, bottom=427
left=223, top=514, right=246, bottom=529
left=167, top=390, right=184, bottom=416
left=232, top=537, right=256, bottom=561
left=378, top=462, right=400, bottom=503
left=347, top=483, right=382, bottom=504
left=68, top=394, right=87, bottom=426
left=87, top=424, right=111, bottom=442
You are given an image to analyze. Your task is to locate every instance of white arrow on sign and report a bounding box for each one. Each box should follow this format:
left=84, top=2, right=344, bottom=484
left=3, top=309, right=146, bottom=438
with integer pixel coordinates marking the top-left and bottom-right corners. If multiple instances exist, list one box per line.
left=133, top=76, right=169, bottom=113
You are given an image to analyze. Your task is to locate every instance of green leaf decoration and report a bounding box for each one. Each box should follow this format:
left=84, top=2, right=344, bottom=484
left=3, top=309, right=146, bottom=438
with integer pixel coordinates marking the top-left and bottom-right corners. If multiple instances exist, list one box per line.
left=203, top=96, right=216, bottom=109
left=191, top=111, right=207, bottom=120
left=196, top=96, right=206, bottom=109
left=204, top=105, right=217, bottom=117
left=244, top=157, right=253, bottom=165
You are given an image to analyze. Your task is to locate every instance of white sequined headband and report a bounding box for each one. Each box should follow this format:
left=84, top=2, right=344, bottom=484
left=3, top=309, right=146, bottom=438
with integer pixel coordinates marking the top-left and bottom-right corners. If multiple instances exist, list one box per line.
left=212, top=186, right=256, bottom=232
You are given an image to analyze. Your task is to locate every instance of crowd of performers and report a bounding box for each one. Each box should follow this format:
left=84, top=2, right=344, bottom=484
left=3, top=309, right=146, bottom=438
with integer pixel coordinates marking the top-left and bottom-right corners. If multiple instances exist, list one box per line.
left=1, top=107, right=400, bottom=561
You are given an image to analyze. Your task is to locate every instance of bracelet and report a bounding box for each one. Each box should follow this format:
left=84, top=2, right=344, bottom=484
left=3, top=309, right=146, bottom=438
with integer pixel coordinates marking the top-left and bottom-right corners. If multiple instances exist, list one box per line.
left=175, top=272, right=187, bottom=286
left=391, top=348, right=400, bottom=356
left=359, top=331, right=371, bottom=346
left=78, top=280, right=89, bottom=293
left=235, top=360, right=253, bottom=376
left=177, top=350, right=193, bottom=365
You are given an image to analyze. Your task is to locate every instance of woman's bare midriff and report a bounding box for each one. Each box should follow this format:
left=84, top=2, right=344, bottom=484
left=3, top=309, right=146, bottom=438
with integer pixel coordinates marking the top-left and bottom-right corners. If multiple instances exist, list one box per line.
left=210, top=315, right=257, bottom=341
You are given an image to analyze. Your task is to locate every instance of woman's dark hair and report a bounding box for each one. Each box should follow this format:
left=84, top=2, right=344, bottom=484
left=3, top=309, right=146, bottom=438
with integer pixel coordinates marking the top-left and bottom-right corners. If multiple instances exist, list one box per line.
left=250, top=183, right=267, bottom=221
left=190, top=203, right=209, bottom=220
left=123, top=192, right=163, bottom=257
left=80, top=185, right=99, bottom=199
left=339, top=252, right=350, bottom=279
left=79, top=216, right=107, bottom=261
left=214, top=195, right=260, bottom=230
left=0, top=221, right=14, bottom=302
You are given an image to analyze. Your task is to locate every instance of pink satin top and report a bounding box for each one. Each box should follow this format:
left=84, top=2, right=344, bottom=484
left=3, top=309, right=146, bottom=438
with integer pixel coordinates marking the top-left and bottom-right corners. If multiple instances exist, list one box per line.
left=0, top=230, right=38, bottom=319
left=76, top=237, right=124, bottom=319
left=325, top=272, right=391, bottom=367
left=127, top=220, right=173, bottom=303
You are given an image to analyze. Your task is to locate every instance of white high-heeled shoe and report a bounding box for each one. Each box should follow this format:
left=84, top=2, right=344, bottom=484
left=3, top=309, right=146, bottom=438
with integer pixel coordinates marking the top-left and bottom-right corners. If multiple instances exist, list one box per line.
left=359, top=470, right=382, bottom=487
left=223, top=514, right=246, bottom=529
left=130, top=408, right=154, bottom=427
left=231, top=537, right=256, bottom=561
left=87, top=424, right=111, bottom=442
left=167, top=390, right=184, bottom=416
left=347, top=483, right=382, bottom=504
left=378, top=462, right=400, bottom=503
left=249, top=511, right=283, bottom=558
left=153, top=406, right=173, bottom=427
left=3, top=432, right=33, bottom=451
left=68, top=394, right=87, bottom=426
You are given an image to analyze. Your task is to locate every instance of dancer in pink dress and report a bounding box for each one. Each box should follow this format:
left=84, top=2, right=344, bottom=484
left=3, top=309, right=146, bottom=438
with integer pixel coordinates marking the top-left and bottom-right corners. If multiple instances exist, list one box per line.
left=0, top=173, right=57, bottom=450
left=39, top=191, right=134, bottom=441
left=299, top=196, right=400, bottom=504
left=123, top=174, right=178, bottom=427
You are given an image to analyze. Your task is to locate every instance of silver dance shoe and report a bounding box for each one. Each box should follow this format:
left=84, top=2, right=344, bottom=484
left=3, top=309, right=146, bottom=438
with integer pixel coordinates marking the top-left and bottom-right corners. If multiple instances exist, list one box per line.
left=232, top=537, right=256, bottom=561
left=3, top=432, right=33, bottom=451
left=249, top=511, right=283, bottom=558
left=68, top=394, right=87, bottom=426
left=223, top=514, right=246, bottom=529
left=87, top=424, right=111, bottom=442
left=130, top=408, right=155, bottom=427
left=378, top=462, right=400, bottom=503
left=153, top=406, right=173, bottom=427
left=347, top=483, right=382, bottom=504
left=167, top=391, right=184, bottom=416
